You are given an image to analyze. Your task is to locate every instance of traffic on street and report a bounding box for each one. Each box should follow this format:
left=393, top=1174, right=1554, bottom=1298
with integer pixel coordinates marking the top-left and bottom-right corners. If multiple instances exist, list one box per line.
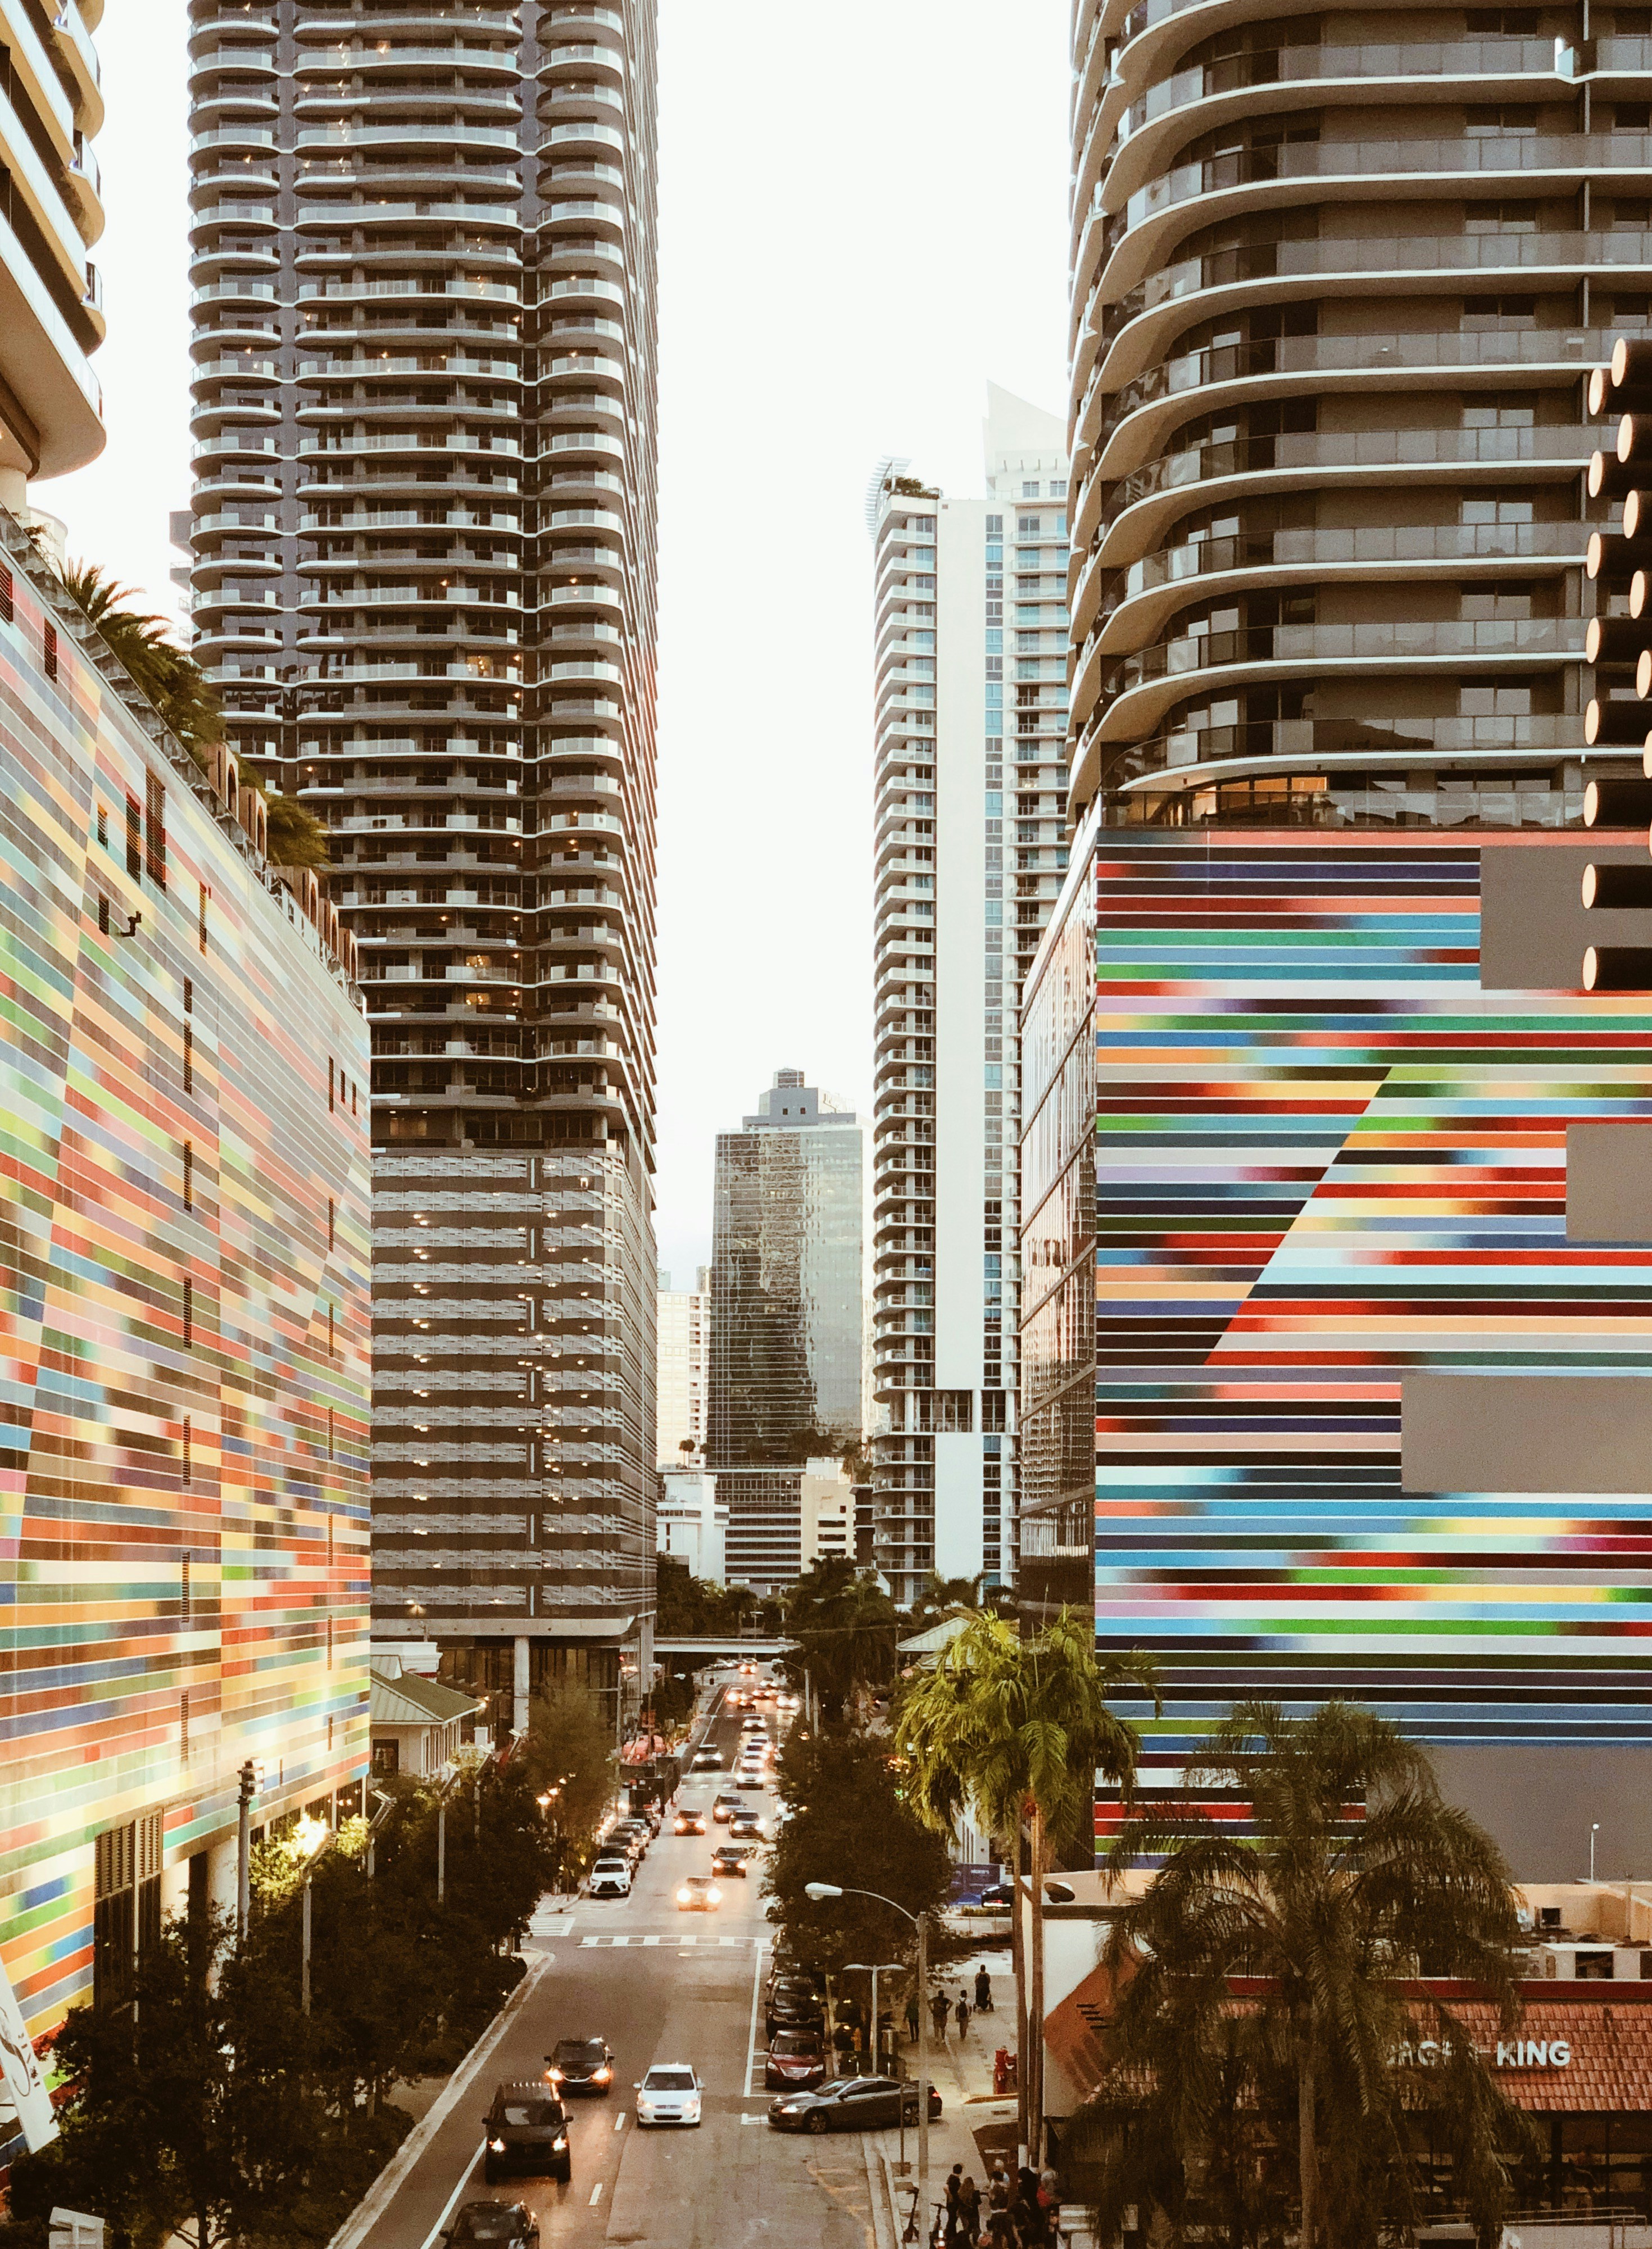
left=357, top=1670, right=881, bottom=2249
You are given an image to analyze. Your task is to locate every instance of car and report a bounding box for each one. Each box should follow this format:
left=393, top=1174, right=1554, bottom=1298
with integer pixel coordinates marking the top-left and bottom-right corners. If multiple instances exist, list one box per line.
left=480, top=2084, right=570, bottom=2184
left=633, top=2064, right=702, bottom=2127
left=974, top=1882, right=1014, bottom=1909
left=711, top=1790, right=750, bottom=1824
left=676, top=1874, right=723, bottom=1911
left=443, top=2199, right=542, bottom=2249
left=729, top=1811, right=766, bottom=1842
left=739, top=1714, right=765, bottom=1733
left=709, top=1841, right=754, bottom=1877
left=545, top=2036, right=614, bottom=2096
left=588, top=1855, right=631, bottom=1899
left=768, top=2075, right=943, bottom=2135
left=607, top=1820, right=650, bottom=1860
left=689, top=1748, right=723, bottom=1773
left=777, top=1692, right=801, bottom=1712
left=673, top=1804, right=707, bottom=1835
left=765, top=1978, right=825, bottom=2039
left=764, top=2030, right=827, bottom=2091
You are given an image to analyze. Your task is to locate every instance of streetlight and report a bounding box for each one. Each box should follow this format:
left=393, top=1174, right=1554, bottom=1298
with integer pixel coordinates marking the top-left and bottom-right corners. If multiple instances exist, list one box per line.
left=235, top=1759, right=265, bottom=1943
left=807, top=1883, right=932, bottom=2207
left=294, top=1815, right=336, bottom=2018
left=1592, top=1823, right=1602, bottom=1883
left=845, top=1960, right=905, bottom=2159
left=434, top=1768, right=463, bottom=1904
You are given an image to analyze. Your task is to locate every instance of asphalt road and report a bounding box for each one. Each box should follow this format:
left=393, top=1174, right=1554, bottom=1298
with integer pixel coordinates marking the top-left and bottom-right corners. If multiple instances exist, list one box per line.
left=358, top=1682, right=878, bottom=2249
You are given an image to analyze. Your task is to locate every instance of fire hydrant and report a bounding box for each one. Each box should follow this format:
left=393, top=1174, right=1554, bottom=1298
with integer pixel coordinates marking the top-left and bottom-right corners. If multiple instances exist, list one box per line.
left=993, top=2046, right=1018, bottom=2097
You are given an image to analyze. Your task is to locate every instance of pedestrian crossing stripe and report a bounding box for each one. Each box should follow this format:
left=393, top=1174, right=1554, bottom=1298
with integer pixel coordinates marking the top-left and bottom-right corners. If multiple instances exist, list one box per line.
left=576, top=1934, right=756, bottom=1948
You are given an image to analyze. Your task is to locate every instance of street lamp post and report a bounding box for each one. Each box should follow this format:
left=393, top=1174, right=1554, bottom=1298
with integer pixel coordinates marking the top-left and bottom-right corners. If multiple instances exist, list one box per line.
left=295, top=1816, right=337, bottom=2018
left=808, top=1883, right=930, bottom=2209
left=234, top=1759, right=262, bottom=1944
left=435, top=1768, right=463, bottom=1905
left=1592, top=1822, right=1601, bottom=1883
left=846, top=1959, right=905, bottom=2161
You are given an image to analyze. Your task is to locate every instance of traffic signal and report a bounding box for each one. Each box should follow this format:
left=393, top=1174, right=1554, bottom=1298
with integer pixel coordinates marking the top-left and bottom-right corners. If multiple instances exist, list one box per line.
left=1582, top=339, right=1652, bottom=990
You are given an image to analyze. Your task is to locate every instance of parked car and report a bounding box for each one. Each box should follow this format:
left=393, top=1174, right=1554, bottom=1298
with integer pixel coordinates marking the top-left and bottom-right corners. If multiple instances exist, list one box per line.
left=765, top=1977, right=825, bottom=2040
left=588, top=1855, right=631, bottom=1900
left=764, top=2030, right=827, bottom=2091
left=545, top=2037, right=614, bottom=2096
left=443, top=2201, right=542, bottom=2248
left=974, top=1882, right=1014, bottom=1909
left=768, top=2075, right=943, bottom=2134
left=634, top=2064, right=702, bottom=2127
left=480, top=2085, right=570, bottom=2184
left=607, top=1820, right=650, bottom=1860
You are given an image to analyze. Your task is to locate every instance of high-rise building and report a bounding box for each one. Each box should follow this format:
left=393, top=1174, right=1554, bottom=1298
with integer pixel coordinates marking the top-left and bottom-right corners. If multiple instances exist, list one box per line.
left=1024, top=0, right=1652, bottom=1871
left=655, top=1264, right=708, bottom=1466
left=0, top=535, right=372, bottom=2065
left=0, top=0, right=105, bottom=508
left=867, top=392, right=1070, bottom=1606
left=183, top=2, right=661, bottom=1732
left=707, top=1072, right=867, bottom=1590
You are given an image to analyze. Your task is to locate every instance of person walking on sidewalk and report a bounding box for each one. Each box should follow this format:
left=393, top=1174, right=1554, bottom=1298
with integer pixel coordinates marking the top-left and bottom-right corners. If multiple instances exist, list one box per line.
left=942, top=2163, right=965, bottom=2245
left=957, top=2175, right=981, bottom=2245
left=931, top=1989, right=951, bottom=2043
left=906, top=1990, right=920, bottom=2043
left=955, top=1992, right=971, bottom=2039
left=974, top=1965, right=993, bottom=2013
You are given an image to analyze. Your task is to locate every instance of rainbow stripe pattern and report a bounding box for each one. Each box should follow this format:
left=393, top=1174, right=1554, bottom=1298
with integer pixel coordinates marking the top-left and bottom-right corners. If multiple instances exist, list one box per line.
left=0, top=541, right=371, bottom=2040
left=1088, top=829, right=1652, bottom=1782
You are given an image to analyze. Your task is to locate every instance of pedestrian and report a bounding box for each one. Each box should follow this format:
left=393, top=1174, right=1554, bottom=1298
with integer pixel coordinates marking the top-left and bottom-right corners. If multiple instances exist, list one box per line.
left=958, top=2175, right=981, bottom=2244
left=943, top=2162, right=964, bottom=2245
left=988, top=2169, right=1010, bottom=2214
left=932, top=1989, right=951, bottom=2043
left=906, top=1990, right=920, bottom=2043
left=974, top=1965, right=993, bottom=2012
left=955, top=1992, right=970, bottom=2038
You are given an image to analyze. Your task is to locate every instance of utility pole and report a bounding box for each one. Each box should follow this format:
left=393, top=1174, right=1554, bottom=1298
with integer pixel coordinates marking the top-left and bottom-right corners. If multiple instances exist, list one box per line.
left=916, top=1909, right=930, bottom=2211
left=235, top=1759, right=261, bottom=1943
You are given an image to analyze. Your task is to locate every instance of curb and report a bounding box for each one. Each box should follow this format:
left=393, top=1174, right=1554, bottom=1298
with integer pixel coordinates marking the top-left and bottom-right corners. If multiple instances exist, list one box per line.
left=324, top=1950, right=555, bottom=2249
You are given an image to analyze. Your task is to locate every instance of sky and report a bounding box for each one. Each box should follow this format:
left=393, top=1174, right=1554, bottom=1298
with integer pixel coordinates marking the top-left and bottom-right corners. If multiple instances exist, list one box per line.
left=48, top=0, right=1073, bottom=1289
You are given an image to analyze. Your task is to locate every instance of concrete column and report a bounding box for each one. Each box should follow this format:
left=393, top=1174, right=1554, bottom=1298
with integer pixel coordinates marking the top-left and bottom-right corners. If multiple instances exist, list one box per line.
left=0, top=466, right=27, bottom=516
left=512, top=1634, right=531, bottom=1737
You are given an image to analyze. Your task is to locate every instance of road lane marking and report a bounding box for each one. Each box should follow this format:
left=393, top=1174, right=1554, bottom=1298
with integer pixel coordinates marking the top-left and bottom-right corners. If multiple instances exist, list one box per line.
left=613, top=2110, right=627, bottom=2133
left=643, top=1934, right=660, bottom=1946
left=416, top=2141, right=484, bottom=2249
left=580, top=1935, right=599, bottom=1947
left=742, top=2114, right=765, bottom=2126
left=612, top=1934, right=630, bottom=1947
left=589, top=2183, right=605, bottom=2207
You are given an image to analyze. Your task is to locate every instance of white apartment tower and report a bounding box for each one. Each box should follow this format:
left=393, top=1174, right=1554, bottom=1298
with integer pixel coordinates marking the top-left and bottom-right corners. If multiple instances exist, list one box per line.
left=655, top=1265, right=708, bottom=1467
left=869, top=388, right=1070, bottom=1605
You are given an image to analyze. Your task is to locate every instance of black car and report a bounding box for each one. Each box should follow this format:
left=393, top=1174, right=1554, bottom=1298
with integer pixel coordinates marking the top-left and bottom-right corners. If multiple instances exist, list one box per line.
left=546, top=2036, right=615, bottom=2096
left=975, top=1882, right=1014, bottom=1909
left=480, top=2086, right=570, bottom=2185
left=765, top=1977, right=825, bottom=2041
left=768, top=2075, right=943, bottom=2134
left=445, top=2197, right=543, bottom=2247
left=710, top=1841, right=754, bottom=1877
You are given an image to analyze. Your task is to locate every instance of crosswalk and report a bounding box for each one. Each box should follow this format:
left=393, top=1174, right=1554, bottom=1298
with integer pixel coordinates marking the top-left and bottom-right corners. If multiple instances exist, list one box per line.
left=578, top=1932, right=765, bottom=1949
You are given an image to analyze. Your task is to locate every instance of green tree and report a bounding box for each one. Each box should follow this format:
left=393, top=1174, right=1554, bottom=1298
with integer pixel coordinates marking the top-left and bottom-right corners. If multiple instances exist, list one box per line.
left=655, top=1552, right=768, bottom=1635
left=523, top=1682, right=618, bottom=1879
left=8, top=1909, right=326, bottom=2249
left=894, top=1607, right=1156, bottom=2158
left=784, top=1559, right=897, bottom=1722
left=61, top=562, right=330, bottom=870
left=1074, top=1702, right=1530, bottom=2249
left=765, top=1730, right=952, bottom=1985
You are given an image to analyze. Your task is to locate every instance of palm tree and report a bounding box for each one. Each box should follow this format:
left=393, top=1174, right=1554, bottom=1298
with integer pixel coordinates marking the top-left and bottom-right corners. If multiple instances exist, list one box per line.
left=1078, top=1702, right=1528, bottom=2249
left=893, top=1607, right=1156, bottom=2159
left=61, top=564, right=330, bottom=870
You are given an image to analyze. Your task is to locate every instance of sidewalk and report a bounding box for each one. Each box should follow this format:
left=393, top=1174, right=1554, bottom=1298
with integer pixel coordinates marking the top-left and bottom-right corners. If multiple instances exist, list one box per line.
left=865, top=1935, right=1021, bottom=2245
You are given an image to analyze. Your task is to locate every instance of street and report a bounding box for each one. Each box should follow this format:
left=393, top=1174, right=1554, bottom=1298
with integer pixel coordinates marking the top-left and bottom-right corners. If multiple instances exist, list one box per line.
left=359, top=1685, right=879, bottom=2249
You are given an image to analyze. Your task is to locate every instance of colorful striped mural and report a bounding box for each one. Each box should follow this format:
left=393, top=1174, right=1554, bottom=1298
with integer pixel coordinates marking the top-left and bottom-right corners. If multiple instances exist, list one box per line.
left=0, top=534, right=372, bottom=2047
left=1022, top=824, right=1652, bottom=1851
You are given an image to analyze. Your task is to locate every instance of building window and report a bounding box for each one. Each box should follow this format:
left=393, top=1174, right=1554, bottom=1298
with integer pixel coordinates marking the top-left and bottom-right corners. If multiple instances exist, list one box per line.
left=182, top=1416, right=191, bottom=1487
left=44, top=621, right=57, bottom=680
left=183, top=1023, right=193, bottom=1094
left=0, top=564, right=11, bottom=623
left=180, top=1691, right=190, bottom=1765
left=183, top=1276, right=193, bottom=1346
left=329, top=1058, right=335, bottom=1112
left=198, top=882, right=208, bottom=954
left=126, top=794, right=142, bottom=879
left=146, top=772, right=166, bottom=890
left=98, top=894, right=110, bottom=935
left=328, top=1197, right=335, bottom=1250
left=372, top=1739, right=400, bottom=1777
left=94, top=1812, right=162, bottom=2009
left=182, top=1141, right=193, bottom=1211
left=96, top=803, right=107, bottom=847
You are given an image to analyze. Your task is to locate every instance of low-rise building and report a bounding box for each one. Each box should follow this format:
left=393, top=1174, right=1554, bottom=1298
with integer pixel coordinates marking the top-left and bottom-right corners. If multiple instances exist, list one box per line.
left=369, top=1654, right=485, bottom=1781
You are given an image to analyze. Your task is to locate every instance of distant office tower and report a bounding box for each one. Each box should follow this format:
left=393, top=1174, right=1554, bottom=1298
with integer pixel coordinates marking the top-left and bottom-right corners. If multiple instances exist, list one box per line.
left=0, top=549, right=371, bottom=2058
left=1022, top=0, right=1652, bottom=1873
left=655, top=1265, right=709, bottom=1466
left=656, top=1461, right=723, bottom=1584
left=184, top=2, right=661, bottom=1732
left=709, top=1073, right=867, bottom=1589
left=867, top=390, right=1070, bottom=1606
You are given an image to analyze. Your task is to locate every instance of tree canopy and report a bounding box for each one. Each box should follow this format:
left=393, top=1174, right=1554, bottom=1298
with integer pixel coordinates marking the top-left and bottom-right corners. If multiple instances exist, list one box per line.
left=1072, top=1701, right=1531, bottom=2249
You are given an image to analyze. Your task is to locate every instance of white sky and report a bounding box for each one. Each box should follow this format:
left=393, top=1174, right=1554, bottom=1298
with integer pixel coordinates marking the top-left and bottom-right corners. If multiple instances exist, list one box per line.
left=48, top=0, right=1072, bottom=1289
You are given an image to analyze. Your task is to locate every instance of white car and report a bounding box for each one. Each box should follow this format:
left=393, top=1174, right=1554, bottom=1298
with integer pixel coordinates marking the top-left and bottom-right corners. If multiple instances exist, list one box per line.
left=634, top=2064, right=702, bottom=2127
left=588, top=1855, right=632, bottom=1899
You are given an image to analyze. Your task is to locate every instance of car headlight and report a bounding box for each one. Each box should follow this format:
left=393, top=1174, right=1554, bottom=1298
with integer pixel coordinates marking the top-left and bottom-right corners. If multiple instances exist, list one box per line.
left=677, top=1887, right=691, bottom=1902
left=777, top=2103, right=803, bottom=2116
left=593, top=2066, right=611, bottom=2082
left=553, top=2136, right=568, bottom=2152
left=489, top=2136, right=506, bottom=2152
